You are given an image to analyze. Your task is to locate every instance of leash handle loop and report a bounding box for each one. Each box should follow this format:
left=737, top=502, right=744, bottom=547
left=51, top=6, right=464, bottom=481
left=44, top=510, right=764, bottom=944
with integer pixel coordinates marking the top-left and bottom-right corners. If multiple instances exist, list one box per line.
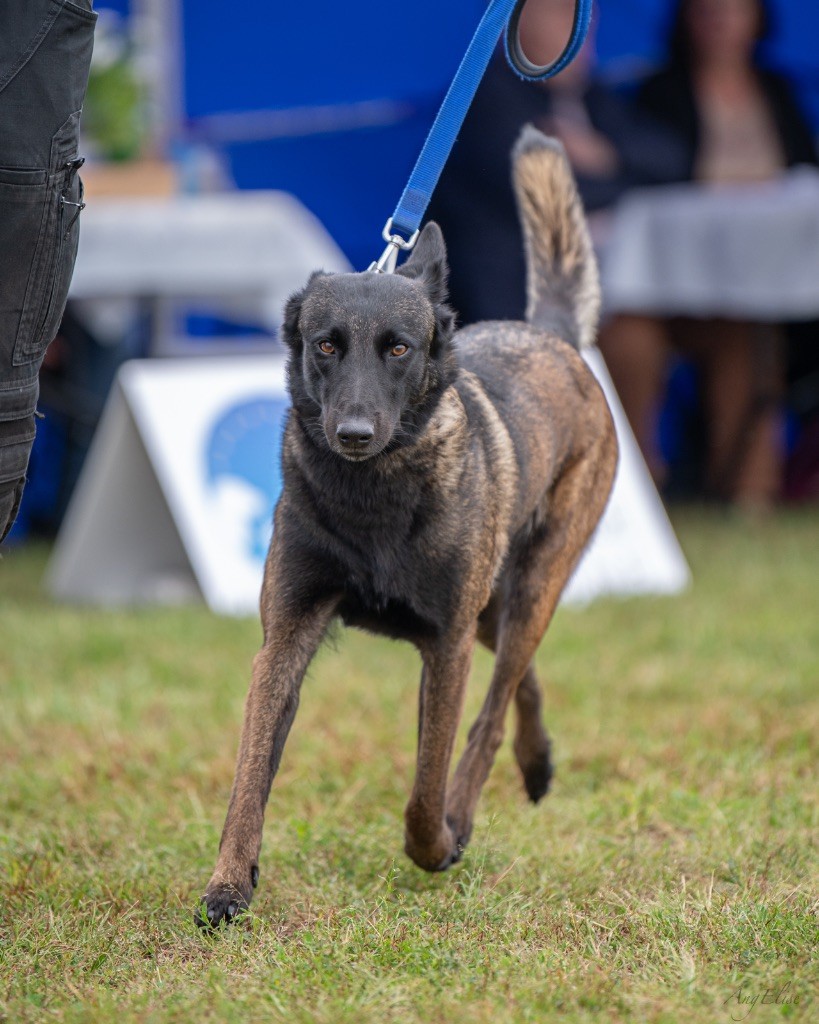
left=384, top=0, right=594, bottom=253
left=505, top=0, right=594, bottom=82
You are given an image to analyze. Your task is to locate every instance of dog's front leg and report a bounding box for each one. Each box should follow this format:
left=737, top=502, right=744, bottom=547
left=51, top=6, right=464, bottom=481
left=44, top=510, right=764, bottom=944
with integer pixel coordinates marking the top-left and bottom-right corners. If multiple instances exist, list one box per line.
left=198, top=546, right=338, bottom=927
left=405, top=627, right=476, bottom=871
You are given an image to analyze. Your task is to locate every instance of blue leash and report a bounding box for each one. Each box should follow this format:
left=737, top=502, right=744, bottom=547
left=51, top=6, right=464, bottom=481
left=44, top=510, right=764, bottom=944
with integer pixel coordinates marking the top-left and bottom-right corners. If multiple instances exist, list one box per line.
left=370, top=0, right=594, bottom=272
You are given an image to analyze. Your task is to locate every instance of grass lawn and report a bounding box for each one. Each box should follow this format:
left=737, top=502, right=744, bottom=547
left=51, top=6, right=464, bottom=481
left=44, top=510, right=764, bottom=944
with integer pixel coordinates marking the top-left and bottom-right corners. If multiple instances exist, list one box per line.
left=0, top=509, right=817, bottom=1023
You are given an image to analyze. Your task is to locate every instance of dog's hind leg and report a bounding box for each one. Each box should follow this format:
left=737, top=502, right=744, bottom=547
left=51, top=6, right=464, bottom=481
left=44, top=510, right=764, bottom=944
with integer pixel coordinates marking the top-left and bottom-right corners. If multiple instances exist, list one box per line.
left=447, top=431, right=616, bottom=854
left=197, top=533, right=339, bottom=928
left=405, top=627, right=477, bottom=872
left=478, top=602, right=553, bottom=803
left=513, top=666, right=553, bottom=803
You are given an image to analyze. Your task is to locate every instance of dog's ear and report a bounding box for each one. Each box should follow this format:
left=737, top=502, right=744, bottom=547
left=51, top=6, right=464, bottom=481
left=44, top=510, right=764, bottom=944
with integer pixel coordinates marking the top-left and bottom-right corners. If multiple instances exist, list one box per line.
left=281, top=288, right=305, bottom=350
left=396, top=223, right=455, bottom=354
left=281, top=271, right=327, bottom=350
left=396, top=222, right=449, bottom=306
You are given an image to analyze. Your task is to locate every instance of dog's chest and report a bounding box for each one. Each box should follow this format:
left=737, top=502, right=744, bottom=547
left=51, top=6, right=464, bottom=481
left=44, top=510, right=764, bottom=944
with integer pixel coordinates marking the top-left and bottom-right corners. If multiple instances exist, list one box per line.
left=338, top=551, right=459, bottom=640
left=323, top=484, right=462, bottom=638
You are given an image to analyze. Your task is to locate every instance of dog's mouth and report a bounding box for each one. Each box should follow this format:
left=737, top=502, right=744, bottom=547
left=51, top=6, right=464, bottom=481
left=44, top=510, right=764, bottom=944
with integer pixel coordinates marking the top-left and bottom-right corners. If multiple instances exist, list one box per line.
left=336, top=448, right=375, bottom=462
left=329, top=439, right=387, bottom=462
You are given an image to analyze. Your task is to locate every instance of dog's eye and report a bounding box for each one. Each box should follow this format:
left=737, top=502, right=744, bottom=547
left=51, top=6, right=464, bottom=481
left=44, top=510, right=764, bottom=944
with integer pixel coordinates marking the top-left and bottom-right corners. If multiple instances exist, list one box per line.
left=390, top=343, right=409, bottom=358
left=318, top=340, right=336, bottom=356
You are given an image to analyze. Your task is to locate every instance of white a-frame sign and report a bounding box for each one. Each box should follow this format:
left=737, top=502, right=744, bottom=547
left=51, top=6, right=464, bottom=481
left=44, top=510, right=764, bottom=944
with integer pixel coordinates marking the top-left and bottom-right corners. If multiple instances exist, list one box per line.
left=48, top=351, right=689, bottom=616
left=48, top=357, right=289, bottom=615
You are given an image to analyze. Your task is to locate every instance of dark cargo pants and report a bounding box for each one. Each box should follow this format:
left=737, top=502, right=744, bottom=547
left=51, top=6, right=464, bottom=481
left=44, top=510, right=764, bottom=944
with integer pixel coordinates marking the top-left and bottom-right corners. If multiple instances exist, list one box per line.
left=0, top=0, right=96, bottom=542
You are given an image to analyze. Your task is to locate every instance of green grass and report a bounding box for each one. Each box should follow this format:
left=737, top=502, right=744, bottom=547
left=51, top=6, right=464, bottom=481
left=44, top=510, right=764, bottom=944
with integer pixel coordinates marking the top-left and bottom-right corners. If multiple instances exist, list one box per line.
left=1, top=509, right=817, bottom=1023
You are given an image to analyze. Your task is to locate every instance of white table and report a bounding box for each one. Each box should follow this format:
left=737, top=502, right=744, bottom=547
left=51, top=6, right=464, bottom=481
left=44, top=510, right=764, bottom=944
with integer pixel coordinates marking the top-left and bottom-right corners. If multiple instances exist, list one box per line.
left=68, top=190, right=351, bottom=354
left=601, top=167, right=819, bottom=321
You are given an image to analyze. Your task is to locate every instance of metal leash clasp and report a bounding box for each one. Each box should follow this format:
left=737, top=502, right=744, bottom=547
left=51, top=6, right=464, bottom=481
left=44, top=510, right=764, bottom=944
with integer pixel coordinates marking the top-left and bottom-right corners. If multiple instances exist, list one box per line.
left=367, top=218, right=420, bottom=274
left=61, top=157, right=86, bottom=237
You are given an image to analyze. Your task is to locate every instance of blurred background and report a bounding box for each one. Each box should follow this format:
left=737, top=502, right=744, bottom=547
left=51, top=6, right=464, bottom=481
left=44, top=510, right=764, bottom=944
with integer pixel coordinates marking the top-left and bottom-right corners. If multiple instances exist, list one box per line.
left=7, top=0, right=819, bottom=550
left=82, top=0, right=819, bottom=266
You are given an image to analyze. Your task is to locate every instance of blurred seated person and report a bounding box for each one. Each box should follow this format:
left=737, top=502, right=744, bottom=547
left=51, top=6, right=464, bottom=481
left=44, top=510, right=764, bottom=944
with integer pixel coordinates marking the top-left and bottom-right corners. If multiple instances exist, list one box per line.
left=427, top=0, right=688, bottom=324
left=598, top=0, right=818, bottom=506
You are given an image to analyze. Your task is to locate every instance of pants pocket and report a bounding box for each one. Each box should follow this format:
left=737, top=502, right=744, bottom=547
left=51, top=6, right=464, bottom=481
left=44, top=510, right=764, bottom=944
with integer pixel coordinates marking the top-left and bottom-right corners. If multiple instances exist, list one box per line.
left=0, top=477, right=25, bottom=544
left=36, top=164, right=85, bottom=358
left=6, top=113, right=86, bottom=368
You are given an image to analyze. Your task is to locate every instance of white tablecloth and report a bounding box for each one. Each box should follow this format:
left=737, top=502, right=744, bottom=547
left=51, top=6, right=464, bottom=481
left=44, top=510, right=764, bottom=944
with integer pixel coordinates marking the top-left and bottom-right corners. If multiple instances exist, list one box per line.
left=69, top=190, right=351, bottom=330
left=601, top=167, right=819, bottom=321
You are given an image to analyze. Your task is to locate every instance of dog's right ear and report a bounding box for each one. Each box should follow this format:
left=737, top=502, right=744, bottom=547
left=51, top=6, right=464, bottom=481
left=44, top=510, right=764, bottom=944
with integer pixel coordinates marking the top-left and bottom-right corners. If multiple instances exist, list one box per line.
left=281, top=271, right=326, bottom=350
left=395, top=222, right=449, bottom=306
left=281, top=289, right=305, bottom=350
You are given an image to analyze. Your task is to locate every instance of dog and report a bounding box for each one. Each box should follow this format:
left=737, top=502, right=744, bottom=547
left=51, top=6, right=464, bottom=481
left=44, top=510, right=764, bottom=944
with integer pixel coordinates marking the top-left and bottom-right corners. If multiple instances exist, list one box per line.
left=197, top=127, right=618, bottom=927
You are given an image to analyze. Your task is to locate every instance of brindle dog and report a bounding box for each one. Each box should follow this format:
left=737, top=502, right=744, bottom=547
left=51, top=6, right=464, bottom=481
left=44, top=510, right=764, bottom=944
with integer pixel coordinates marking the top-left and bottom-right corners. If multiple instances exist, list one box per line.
left=197, top=127, right=618, bottom=927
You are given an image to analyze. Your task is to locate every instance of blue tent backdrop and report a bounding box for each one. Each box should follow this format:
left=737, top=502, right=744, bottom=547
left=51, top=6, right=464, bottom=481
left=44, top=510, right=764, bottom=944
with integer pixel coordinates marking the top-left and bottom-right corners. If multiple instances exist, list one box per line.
left=97, top=1, right=819, bottom=269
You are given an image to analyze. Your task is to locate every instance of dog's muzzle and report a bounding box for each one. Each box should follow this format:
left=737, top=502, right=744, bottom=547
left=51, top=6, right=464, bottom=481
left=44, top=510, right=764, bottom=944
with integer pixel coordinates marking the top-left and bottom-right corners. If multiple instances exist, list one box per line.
left=333, top=417, right=378, bottom=460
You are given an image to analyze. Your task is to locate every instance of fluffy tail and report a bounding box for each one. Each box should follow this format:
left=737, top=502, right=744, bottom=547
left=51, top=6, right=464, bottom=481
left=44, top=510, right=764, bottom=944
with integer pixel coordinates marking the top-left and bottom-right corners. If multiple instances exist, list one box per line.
left=512, top=125, right=600, bottom=349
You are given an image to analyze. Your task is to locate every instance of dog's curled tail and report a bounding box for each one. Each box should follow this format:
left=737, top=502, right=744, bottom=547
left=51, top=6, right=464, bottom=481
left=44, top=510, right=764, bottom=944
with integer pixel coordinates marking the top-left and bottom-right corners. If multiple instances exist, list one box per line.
left=512, top=125, right=600, bottom=350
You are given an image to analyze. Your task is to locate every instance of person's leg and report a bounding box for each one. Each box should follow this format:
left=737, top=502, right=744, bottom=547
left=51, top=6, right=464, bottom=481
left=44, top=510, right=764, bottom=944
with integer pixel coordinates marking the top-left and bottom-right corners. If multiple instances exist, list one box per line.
left=597, top=313, right=669, bottom=484
left=0, top=0, right=96, bottom=542
left=698, top=320, right=782, bottom=505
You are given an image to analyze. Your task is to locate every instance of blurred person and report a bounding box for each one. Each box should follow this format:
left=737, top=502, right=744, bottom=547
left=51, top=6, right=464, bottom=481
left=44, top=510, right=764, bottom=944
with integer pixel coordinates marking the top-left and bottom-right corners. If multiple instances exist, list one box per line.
left=598, top=0, right=818, bottom=505
left=427, top=0, right=688, bottom=324
left=0, top=0, right=96, bottom=543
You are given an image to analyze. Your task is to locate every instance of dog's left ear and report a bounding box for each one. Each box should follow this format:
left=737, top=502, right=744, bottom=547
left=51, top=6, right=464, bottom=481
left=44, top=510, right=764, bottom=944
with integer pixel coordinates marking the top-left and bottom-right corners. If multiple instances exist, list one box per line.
left=281, top=270, right=327, bottom=350
left=396, top=222, right=449, bottom=306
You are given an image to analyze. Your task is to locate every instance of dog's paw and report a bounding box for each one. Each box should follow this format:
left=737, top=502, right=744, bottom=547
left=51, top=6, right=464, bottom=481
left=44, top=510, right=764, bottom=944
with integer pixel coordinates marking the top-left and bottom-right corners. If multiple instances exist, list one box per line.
left=444, top=814, right=473, bottom=867
left=520, top=752, right=554, bottom=804
left=514, top=732, right=554, bottom=804
left=433, top=834, right=467, bottom=872
left=194, top=866, right=258, bottom=930
left=404, top=820, right=464, bottom=873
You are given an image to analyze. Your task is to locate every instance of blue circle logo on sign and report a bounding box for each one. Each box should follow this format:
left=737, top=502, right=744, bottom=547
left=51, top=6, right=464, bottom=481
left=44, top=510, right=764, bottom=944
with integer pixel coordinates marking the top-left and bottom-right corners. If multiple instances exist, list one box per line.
left=206, top=397, right=290, bottom=563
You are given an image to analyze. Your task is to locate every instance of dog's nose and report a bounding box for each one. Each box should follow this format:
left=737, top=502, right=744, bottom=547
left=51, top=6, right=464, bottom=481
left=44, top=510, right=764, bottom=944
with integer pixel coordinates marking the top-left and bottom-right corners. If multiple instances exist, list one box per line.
left=336, top=419, right=374, bottom=447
